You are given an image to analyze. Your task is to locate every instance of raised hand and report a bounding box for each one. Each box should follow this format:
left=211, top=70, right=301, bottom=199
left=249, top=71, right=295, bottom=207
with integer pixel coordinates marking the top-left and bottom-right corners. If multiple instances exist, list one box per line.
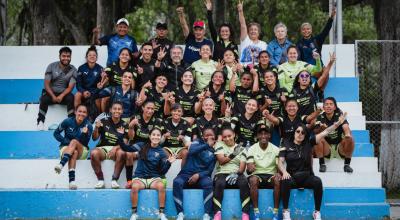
left=152, top=39, right=161, bottom=49
left=312, top=51, right=321, bottom=60
left=329, top=52, right=336, bottom=63
left=167, top=155, right=176, bottom=163
left=129, top=116, right=139, bottom=128
left=330, top=6, right=337, bottom=18
left=82, top=124, right=88, bottom=134
left=117, top=126, right=125, bottom=134
left=204, top=0, right=212, bottom=10
left=337, top=112, right=348, bottom=125
left=225, top=103, right=232, bottom=117
left=237, top=0, right=243, bottom=12
left=143, top=80, right=152, bottom=89
left=92, top=25, right=101, bottom=34
left=95, top=120, right=103, bottom=129
left=215, top=59, right=225, bottom=71
left=176, top=7, right=184, bottom=15
left=157, top=47, right=167, bottom=61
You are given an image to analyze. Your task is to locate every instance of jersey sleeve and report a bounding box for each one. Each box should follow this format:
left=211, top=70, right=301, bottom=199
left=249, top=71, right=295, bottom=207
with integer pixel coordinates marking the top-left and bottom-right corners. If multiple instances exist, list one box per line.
left=69, top=68, right=77, bottom=85
left=246, top=146, right=255, bottom=163
left=99, top=35, right=111, bottom=46
left=214, top=142, right=225, bottom=155
left=44, top=63, right=54, bottom=81
left=185, top=32, right=195, bottom=44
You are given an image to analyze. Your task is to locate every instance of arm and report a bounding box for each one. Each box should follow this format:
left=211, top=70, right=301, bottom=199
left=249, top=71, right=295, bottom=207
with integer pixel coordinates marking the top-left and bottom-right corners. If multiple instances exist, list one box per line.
left=92, top=26, right=101, bottom=45
left=237, top=1, right=247, bottom=41
left=75, top=70, right=85, bottom=93
left=44, top=79, right=56, bottom=100
left=278, top=156, right=290, bottom=179
left=229, top=72, right=238, bottom=92
left=307, top=56, right=322, bottom=76
left=306, top=109, right=322, bottom=124
left=139, top=82, right=151, bottom=104
left=176, top=7, right=190, bottom=38
left=198, top=157, right=216, bottom=178
left=317, top=52, right=335, bottom=89
left=315, top=112, right=347, bottom=144
left=263, top=110, right=280, bottom=126
left=317, top=8, right=335, bottom=41
left=205, top=1, right=218, bottom=42
left=187, top=141, right=209, bottom=156
left=251, top=68, right=259, bottom=93
left=53, top=120, right=69, bottom=144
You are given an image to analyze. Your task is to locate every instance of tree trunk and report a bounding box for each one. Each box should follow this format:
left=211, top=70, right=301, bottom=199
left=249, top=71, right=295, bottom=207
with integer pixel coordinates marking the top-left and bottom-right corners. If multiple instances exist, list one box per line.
left=376, top=0, right=400, bottom=190
left=54, top=2, right=87, bottom=45
left=29, top=0, right=60, bottom=45
left=0, top=0, right=6, bottom=45
left=97, top=0, right=115, bottom=36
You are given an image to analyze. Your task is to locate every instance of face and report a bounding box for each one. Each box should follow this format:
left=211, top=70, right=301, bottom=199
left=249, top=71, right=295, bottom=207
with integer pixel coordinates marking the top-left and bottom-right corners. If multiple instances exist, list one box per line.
left=264, top=71, right=276, bottom=86
left=222, top=129, right=235, bottom=146
left=220, top=26, right=231, bottom=41
left=241, top=73, right=253, bottom=88
left=181, top=71, right=194, bottom=85
left=257, top=130, right=271, bottom=144
left=170, top=48, right=183, bottom=63
left=86, top=51, right=97, bottom=64
left=75, top=106, right=88, bottom=122
left=116, top=23, right=129, bottom=36
left=212, top=72, right=224, bottom=86
left=59, top=52, right=71, bottom=66
left=301, top=24, right=312, bottom=38
left=110, top=104, right=123, bottom=119
left=285, top=100, right=298, bottom=116
left=122, top=72, right=133, bottom=86
left=259, top=52, right=270, bottom=66
left=248, top=24, right=260, bottom=40
left=150, top=129, right=162, bottom=146
left=202, top=129, right=216, bottom=143
left=155, top=76, right=167, bottom=88
left=119, top=49, right=131, bottom=63
left=287, top=48, right=298, bottom=62
left=199, top=45, right=211, bottom=59
left=171, top=108, right=183, bottom=121
left=294, top=127, right=306, bottom=143
left=142, top=103, right=155, bottom=118
left=323, top=100, right=336, bottom=114
left=141, top=45, right=153, bottom=60
left=156, top=28, right=168, bottom=38
left=245, top=99, right=258, bottom=114
left=193, top=27, right=205, bottom=40
left=223, top=50, right=235, bottom=63
left=298, top=71, right=310, bottom=86
left=202, top=99, right=215, bottom=114
left=275, top=26, right=287, bottom=40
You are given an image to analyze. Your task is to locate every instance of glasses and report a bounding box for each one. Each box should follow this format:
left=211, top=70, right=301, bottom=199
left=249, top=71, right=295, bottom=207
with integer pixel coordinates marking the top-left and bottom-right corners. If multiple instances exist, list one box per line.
left=299, top=73, right=310, bottom=78
left=295, top=130, right=305, bottom=135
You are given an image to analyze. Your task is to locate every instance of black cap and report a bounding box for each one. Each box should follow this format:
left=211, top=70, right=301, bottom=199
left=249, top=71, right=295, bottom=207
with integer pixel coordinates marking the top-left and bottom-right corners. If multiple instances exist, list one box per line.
left=257, top=124, right=271, bottom=134
left=156, top=22, right=168, bottom=30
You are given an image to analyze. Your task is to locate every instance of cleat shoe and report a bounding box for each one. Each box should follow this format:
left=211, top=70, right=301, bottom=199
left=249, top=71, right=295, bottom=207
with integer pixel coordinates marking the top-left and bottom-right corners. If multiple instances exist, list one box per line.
left=130, top=213, right=138, bottom=220
left=125, top=180, right=132, bottom=189
left=203, top=213, right=211, bottom=220
left=213, top=211, right=221, bottom=220
left=242, top=212, right=250, bottom=220
left=283, top=210, right=291, bottom=220
left=94, top=180, right=105, bottom=189
left=176, top=212, right=184, bottom=220
left=319, top=164, right=327, bottom=172
left=54, top=164, right=63, bottom=174
left=344, top=164, right=353, bottom=173
left=313, top=211, right=322, bottom=220
left=69, top=181, right=78, bottom=190
left=111, top=180, right=120, bottom=189
left=159, top=212, right=168, bottom=220
left=253, top=211, right=261, bottom=220
left=37, top=121, right=45, bottom=131
left=272, top=212, right=279, bottom=220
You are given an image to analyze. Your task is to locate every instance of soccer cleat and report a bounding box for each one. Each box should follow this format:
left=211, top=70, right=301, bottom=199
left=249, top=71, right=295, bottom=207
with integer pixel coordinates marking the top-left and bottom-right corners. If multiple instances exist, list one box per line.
left=111, top=180, right=120, bottom=189
left=253, top=211, right=261, bottom=220
left=344, top=164, right=353, bottom=173
left=37, top=121, right=45, bottom=131
left=319, top=164, right=327, bottom=172
left=129, top=213, right=138, bottom=220
left=272, top=212, right=279, bottom=220
left=159, top=212, right=168, bottom=220
left=203, top=213, right=211, bottom=220
left=69, top=181, right=78, bottom=190
left=283, top=210, right=291, bottom=220
left=313, top=211, right=322, bottom=220
left=176, top=212, right=184, bottom=220
left=125, top=180, right=132, bottom=189
left=54, top=164, right=63, bottom=174
left=242, top=212, right=250, bottom=220
left=94, top=180, right=105, bottom=189
left=213, top=211, right=221, bottom=220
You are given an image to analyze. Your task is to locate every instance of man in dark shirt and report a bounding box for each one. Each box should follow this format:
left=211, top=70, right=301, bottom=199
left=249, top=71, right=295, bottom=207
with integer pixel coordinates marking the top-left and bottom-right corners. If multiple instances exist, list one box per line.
left=161, top=46, right=190, bottom=91
left=146, top=22, right=174, bottom=62
left=135, top=42, right=165, bottom=91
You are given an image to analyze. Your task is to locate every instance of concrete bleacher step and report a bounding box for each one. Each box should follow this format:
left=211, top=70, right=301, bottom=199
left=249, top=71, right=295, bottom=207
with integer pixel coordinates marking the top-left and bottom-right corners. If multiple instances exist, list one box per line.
left=0, top=188, right=389, bottom=219
left=0, top=159, right=382, bottom=188
left=312, top=157, right=378, bottom=172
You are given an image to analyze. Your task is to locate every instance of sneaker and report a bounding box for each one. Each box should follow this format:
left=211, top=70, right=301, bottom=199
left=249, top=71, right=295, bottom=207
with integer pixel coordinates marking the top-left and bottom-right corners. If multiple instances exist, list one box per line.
left=344, top=164, right=353, bottom=173
left=37, top=121, right=45, bottom=131
left=48, top=123, right=58, bottom=130
left=213, top=211, right=221, bottom=220
left=272, top=212, right=279, bottom=220
left=319, top=164, right=327, bottom=172
left=129, top=213, right=138, bottom=220
left=94, top=180, right=105, bottom=189
left=253, top=211, right=260, bottom=220
left=313, top=211, right=322, bottom=220
left=176, top=212, right=184, bottom=220
left=111, top=180, right=120, bottom=189
left=125, top=180, right=132, bottom=189
left=203, top=213, right=211, bottom=220
left=69, top=181, right=78, bottom=190
left=159, top=212, right=168, bottom=220
left=54, top=164, right=63, bottom=174
left=283, top=210, right=291, bottom=220
left=242, top=212, right=250, bottom=220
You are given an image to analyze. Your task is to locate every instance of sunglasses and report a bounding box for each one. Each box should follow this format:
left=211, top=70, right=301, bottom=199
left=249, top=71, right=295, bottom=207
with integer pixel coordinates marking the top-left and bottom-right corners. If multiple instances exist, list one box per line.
left=300, top=73, right=310, bottom=78
left=295, top=130, right=305, bottom=135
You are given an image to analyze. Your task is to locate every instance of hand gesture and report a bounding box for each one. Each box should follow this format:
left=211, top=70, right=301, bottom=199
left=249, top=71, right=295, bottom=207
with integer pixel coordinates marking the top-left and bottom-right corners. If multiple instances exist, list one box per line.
left=282, top=171, right=291, bottom=180
left=164, top=132, right=171, bottom=139
left=218, top=92, right=225, bottom=101
left=97, top=82, right=104, bottom=89
left=237, top=0, right=243, bottom=12
left=225, top=103, right=232, bottom=117
left=262, top=109, right=270, bottom=118
left=231, top=60, right=238, bottom=74
left=330, top=6, right=337, bottom=18
left=320, top=123, right=328, bottom=130
left=129, top=116, right=139, bottom=128
left=188, top=173, right=199, bottom=185
left=280, top=93, right=287, bottom=102
left=151, top=39, right=161, bottom=49
left=157, top=47, right=167, bottom=61
left=135, top=97, right=143, bottom=106
left=265, top=97, right=272, bottom=106
left=82, top=125, right=88, bottom=134
left=337, top=112, right=347, bottom=125
left=83, top=91, right=91, bottom=98
left=92, top=25, right=101, bottom=34
left=95, top=120, right=103, bottom=129
left=167, top=155, right=176, bottom=163
left=136, top=65, right=144, bottom=75
left=178, top=135, right=185, bottom=141
left=215, top=59, right=225, bottom=71
left=143, top=81, right=152, bottom=89
left=117, top=126, right=125, bottom=134
left=176, top=7, right=184, bottom=15
left=204, top=0, right=212, bottom=10
left=312, top=51, right=320, bottom=60
left=329, top=52, right=336, bottom=63
left=198, top=91, right=206, bottom=102
left=206, top=135, right=216, bottom=147
left=250, top=67, right=258, bottom=77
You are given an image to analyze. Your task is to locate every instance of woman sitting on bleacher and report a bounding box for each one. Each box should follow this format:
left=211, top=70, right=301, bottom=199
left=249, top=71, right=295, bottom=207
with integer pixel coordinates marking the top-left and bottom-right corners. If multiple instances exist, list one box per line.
left=53, top=104, right=93, bottom=190
left=278, top=113, right=347, bottom=220
left=314, top=97, right=354, bottom=173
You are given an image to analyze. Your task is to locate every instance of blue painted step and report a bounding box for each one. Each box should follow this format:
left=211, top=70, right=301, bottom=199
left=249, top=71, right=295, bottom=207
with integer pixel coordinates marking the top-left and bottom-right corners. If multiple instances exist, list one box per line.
left=353, top=130, right=370, bottom=143
left=0, top=188, right=389, bottom=220
left=0, top=131, right=373, bottom=159
left=324, top=77, right=359, bottom=102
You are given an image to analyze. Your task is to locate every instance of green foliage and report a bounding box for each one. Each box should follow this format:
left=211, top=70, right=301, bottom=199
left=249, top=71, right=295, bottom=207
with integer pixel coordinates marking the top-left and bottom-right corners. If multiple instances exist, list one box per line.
left=343, top=5, right=377, bottom=43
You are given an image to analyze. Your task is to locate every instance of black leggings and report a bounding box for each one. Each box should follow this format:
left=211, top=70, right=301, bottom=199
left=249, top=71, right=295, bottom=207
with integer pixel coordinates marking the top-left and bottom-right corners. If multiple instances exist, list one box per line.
left=38, top=90, right=74, bottom=123
left=281, top=173, right=323, bottom=211
left=213, top=173, right=250, bottom=213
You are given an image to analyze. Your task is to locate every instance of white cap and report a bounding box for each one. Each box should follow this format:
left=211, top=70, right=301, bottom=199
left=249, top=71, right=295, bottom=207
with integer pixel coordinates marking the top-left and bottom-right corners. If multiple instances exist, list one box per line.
left=116, top=18, right=129, bottom=26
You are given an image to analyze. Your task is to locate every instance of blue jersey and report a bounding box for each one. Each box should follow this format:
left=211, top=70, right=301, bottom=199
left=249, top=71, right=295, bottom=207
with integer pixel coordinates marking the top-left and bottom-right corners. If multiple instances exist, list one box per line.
left=76, top=63, right=103, bottom=94
left=183, top=33, right=213, bottom=65
left=267, top=38, right=292, bottom=67
left=96, top=86, right=139, bottom=118
left=53, top=117, right=93, bottom=147
left=179, top=139, right=215, bottom=178
left=99, top=34, right=139, bottom=66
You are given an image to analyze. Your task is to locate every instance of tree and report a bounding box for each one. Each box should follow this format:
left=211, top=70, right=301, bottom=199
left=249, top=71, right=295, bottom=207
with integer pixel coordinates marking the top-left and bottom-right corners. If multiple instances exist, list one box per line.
left=29, top=0, right=60, bottom=45
left=0, top=0, right=5, bottom=45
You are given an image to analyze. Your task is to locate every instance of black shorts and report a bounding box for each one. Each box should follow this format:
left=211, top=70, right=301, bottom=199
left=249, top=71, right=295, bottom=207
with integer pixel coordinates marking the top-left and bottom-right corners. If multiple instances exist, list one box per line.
left=249, top=174, right=275, bottom=188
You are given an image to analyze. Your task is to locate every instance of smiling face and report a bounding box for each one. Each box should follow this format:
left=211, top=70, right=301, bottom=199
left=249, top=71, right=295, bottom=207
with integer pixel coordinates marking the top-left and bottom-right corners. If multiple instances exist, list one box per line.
left=116, top=23, right=129, bottom=36
left=222, top=129, right=235, bottom=146
left=110, top=103, right=123, bottom=119
left=301, top=23, right=312, bottom=39
left=264, top=71, right=276, bottom=86
left=86, top=51, right=97, bottom=64
left=298, top=71, right=310, bottom=87
left=323, top=99, right=337, bottom=114
left=199, top=45, right=211, bottom=59
left=212, top=71, right=224, bottom=86
left=59, top=52, right=71, bottom=66
left=142, top=102, right=155, bottom=118
left=122, top=72, right=133, bottom=86
left=248, top=24, right=260, bottom=40
left=258, top=52, right=270, bottom=66
left=181, top=71, right=194, bottom=86
left=287, top=47, right=299, bottom=62
left=245, top=99, right=258, bottom=114
left=285, top=100, right=298, bottom=117
left=171, top=107, right=183, bottom=121
left=75, top=105, right=88, bottom=123
left=149, top=129, right=162, bottom=146
left=223, top=50, right=235, bottom=64
left=202, top=98, right=215, bottom=115
left=193, top=27, right=205, bottom=40
left=119, top=49, right=131, bottom=64
left=141, top=45, right=153, bottom=61
left=275, top=26, right=287, bottom=41
left=155, top=75, right=167, bottom=89
left=219, top=26, right=231, bottom=41
left=170, top=47, right=183, bottom=63
left=257, top=130, right=271, bottom=145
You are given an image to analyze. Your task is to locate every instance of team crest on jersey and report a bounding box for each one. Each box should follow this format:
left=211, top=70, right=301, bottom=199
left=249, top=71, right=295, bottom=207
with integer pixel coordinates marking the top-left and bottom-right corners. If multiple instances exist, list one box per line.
left=154, top=152, right=160, bottom=158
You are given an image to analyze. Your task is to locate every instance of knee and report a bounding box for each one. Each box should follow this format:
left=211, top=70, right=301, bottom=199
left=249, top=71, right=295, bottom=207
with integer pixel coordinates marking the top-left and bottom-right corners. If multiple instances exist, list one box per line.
left=71, top=150, right=79, bottom=159
left=155, top=181, right=165, bottom=192
left=90, top=150, right=100, bottom=160
left=116, top=150, right=126, bottom=160
left=214, top=178, right=226, bottom=189
left=131, top=183, right=141, bottom=192
left=313, top=177, right=323, bottom=188
left=173, top=178, right=184, bottom=188
left=75, top=92, right=82, bottom=99
left=248, top=176, right=259, bottom=188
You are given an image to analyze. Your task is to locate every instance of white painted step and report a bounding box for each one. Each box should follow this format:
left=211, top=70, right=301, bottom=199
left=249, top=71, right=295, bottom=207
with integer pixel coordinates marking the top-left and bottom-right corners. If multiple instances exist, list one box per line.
left=322, top=44, right=355, bottom=77
left=346, top=115, right=366, bottom=130
left=316, top=172, right=382, bottom=187
left=317, top=102, right=363, bottom=116
left=312, top=157, right=377, bottom=173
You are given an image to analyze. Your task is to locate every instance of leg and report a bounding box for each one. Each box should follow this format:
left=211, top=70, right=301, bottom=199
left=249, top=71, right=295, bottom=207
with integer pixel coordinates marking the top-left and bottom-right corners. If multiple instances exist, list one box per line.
left=101, top=97, right=110, bottom=113
left=131, top=179, right=146, bottom=214
left=95, top=99, right=102, bottom=113
left=213, top=174, right=227, bottom=213
left=68, top=150, right=79, bottom=183
left=37, top=91, right=54, bottom=123
left=236, top=174, right=250, bottom=214
left=280, top=178, right=296, bottom=210
left=125, top=152, right=136, bottom=185
left=90, top=148, right=106, bottom=180
left=74, top=91, right=83, bottom=108
left=248, top=175, right=260, bottom=209
left=177, top=148, right=188, bottom=168
left=198, top=176, right=214, bottom=216
left=110, top=147, right=126, bottom=181
left=173, top=174, right=190, bottom=214
left=271, top=174, right=281, bottom=210
left=303, top=176, right=323, bottom=211
left=150, top=179, right=167, bottom=213
left=60, top=93, right=75, bottom=117
left=315, top=138, right=331, bottom=172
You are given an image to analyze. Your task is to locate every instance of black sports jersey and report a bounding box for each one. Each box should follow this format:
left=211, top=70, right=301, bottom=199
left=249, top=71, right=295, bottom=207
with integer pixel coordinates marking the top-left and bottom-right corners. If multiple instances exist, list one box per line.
left=230, top=86, right=260, bottom=115
left=315, top=110, right=348, bottom=145
left=259, top=85, right=288, bottom=116
left=173, top=87, right=200, bottom=117
left=191, top=115, right=222, bottom=139
left=97, top=118, right=129, bottom=147
left=254, top=64, right=278, bottom=85
left=162, top=118, right=192, bottom=148
left=145, top=87, right=168, bottom=119
left=105, top=62, right=137, bottom=87
left=279, top=137, right=316, bottom=175
left=136, top=58, right=162, bottom=92
left=132, top=114, right=164, bottom=144
left=204, top=85, right=227, bottom=117
left=290, top=83, right=319, bottom=116
left=231, top=113, right=264, bottom=145
left=278, top=114, right=307, bottom=141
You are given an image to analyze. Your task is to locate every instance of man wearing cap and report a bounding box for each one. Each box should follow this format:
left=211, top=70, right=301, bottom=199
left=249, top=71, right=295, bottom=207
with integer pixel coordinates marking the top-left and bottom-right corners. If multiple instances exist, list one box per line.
left=246, top=124, right=281, bottom=220
left=92, top=18, right=139, bottom=66
left=176, top=7, right=213, bottom=65
left=146, top=22, right=174, bottom=62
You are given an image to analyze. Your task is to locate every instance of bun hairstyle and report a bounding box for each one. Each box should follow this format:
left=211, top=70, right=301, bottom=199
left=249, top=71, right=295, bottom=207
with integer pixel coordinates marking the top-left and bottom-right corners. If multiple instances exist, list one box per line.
left=86, top=45, right=98, bottom=57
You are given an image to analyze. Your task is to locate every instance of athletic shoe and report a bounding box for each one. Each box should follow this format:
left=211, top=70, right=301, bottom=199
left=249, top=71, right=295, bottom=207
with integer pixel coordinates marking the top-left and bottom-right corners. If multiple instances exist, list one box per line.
left=213, top=211, right=221, bottom=220
left=159, top=212, right=168, bottom=220
left=242, top=212, right=250, bottom=220
left=253, top=211, right=261, bottom=220
left=69, top=181, right=78, bottom=190
left=37, top=121, right=45, bottom=131
left=176, top=212, right=184, bottom=220
left=48, top=123, right=58, bottom=130
left=54, top=164, right=63, bottom=174
left=344, top=164, right=353, bottom=173
left=272, top=212, right=279, bottom=220
left=283, top=210, right=291, bottom=220
left=94, top=180, right=105, bottom=189
left=125, top=180, right=132, bottom=189
left=313, top=211, right=322, bottom=220
left=129, top=213, right=138, bottom=220
left=319, top=164, right=327, bottom=172
left=203, top=213, right=211, bottom=220
left=111, top=180, right=120, bottom=189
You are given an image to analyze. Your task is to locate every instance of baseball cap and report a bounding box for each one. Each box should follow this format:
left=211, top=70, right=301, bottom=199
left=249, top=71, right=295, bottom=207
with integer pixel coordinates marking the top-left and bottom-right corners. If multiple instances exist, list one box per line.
left=193, top=20, right=205, bottom=29
left=156, top=22, right=168, bottom=30
left=116, top=18, right=129, bottom=26
left=256, top=124, right=271, bottom=134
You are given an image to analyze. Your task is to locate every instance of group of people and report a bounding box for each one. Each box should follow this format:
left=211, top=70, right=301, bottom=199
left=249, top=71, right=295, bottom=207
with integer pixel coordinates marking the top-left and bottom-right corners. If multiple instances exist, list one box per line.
left=36, top=1, right=357, bottom=220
